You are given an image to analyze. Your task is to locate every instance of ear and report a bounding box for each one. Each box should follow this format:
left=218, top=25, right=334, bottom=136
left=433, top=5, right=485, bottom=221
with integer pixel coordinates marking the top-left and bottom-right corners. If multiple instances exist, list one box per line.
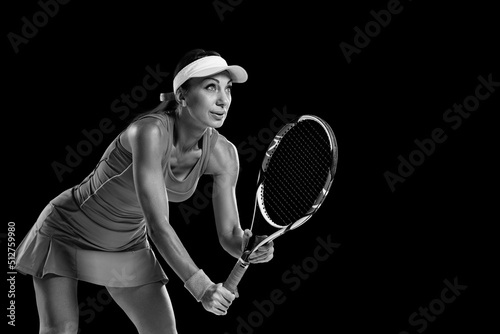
left=175, top=90, right=183, bottom=103
left=175, top=89, right=187, bottom=107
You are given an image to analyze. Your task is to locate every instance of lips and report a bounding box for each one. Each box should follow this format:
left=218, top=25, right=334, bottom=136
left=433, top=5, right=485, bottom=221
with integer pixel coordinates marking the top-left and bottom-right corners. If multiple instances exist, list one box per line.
left=209, top=111, right=225, bottom=120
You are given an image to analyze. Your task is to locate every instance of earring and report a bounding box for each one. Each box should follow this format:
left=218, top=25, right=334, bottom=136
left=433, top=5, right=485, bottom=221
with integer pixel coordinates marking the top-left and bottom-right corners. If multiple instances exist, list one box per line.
left=181, top=100, right=187, bottom=107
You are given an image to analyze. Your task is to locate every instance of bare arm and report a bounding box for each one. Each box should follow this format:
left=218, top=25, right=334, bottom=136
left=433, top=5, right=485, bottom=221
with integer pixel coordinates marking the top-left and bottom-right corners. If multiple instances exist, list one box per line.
left=207, top=136, right=245, bottom=258
left=127, top=119, right=199, bottom=282
left=207, top=136, right=274, bottom=263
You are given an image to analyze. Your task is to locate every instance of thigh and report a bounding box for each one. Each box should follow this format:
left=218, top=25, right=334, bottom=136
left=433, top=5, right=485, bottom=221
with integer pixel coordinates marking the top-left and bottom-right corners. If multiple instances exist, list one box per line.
left=107, top=282, right=177, bottom=334
left=33, top=274, right=79, bottom=334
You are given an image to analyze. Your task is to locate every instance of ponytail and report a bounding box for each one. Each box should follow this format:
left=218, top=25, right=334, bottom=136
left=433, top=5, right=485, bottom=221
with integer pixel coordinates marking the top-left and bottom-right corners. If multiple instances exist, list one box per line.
left=130, top=92, right=178, bottom=122
left=160, top=92, right=179, bottom=114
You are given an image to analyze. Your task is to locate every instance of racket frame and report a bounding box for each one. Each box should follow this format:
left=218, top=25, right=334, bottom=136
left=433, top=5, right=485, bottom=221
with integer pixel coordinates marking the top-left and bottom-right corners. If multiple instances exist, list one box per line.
left=223, top=114, right=338, bottom=293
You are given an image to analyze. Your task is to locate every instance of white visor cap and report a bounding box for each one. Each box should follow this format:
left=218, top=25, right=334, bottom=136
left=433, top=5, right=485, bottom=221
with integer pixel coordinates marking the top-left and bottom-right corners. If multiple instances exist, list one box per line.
left=172, top=55, right=248, bottom=93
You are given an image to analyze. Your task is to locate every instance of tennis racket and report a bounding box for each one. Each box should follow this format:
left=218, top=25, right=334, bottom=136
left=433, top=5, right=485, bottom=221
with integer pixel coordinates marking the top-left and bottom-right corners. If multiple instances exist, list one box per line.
left=223, top=114, right=338, bottom=294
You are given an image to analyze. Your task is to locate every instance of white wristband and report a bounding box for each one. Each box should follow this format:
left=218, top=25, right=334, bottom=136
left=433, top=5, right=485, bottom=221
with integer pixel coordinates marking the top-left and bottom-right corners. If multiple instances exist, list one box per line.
left=184, top=269, right=214, bottom=302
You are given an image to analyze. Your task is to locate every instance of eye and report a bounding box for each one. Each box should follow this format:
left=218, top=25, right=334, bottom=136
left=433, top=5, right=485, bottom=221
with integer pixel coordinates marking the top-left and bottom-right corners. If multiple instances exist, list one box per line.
left=205, top=83, right=217, bottom=91
left=226, top=85, right=233, bottom=93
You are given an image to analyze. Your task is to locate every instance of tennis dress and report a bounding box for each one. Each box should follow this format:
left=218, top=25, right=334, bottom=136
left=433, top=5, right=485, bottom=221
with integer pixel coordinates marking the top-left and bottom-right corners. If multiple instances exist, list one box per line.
left=15, top=113, right=219, bottom=287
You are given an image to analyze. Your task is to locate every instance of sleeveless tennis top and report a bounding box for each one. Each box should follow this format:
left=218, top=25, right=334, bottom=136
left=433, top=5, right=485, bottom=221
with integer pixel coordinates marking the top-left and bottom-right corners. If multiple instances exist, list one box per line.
left=15, top=113, right=219, bottom=287
left=75, top=112, right=218, bottom=208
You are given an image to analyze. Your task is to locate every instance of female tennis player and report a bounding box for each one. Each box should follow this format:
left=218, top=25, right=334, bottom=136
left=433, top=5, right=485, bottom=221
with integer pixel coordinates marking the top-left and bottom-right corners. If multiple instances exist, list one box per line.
left=15, top=49, right=274, bottom=334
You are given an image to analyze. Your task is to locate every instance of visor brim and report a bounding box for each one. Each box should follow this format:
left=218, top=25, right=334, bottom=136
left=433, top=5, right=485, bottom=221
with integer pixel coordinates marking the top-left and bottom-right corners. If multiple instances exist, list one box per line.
left=191, top=65, right=248, bottom=83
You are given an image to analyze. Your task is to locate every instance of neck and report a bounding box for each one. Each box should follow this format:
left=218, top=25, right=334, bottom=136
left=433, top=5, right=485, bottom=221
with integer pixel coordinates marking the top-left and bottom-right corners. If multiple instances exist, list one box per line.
left=173, top=111, right=206, bottom=152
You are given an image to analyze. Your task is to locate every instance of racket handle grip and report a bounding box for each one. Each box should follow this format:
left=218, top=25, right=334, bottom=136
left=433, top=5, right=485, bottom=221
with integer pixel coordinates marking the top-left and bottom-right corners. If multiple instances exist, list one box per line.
left=224, top=257, right=250, bottom=294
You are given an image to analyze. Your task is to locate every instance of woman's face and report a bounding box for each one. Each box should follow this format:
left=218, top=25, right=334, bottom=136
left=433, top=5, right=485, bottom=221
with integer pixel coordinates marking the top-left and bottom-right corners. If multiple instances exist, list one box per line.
left=181, top=71, right=233, bottom=129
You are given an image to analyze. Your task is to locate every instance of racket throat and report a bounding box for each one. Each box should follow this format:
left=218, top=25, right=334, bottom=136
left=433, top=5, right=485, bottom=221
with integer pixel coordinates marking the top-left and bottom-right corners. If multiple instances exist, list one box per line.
left=240, top=251, right=252, bottom=264
left=241, top=234, right=257, bottom=262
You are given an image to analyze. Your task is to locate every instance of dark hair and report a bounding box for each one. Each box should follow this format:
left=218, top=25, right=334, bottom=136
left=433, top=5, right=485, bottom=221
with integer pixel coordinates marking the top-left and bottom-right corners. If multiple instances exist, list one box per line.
left=132, top=49, right=221, bottom=121
left=173, top=49, right=221, bottom=86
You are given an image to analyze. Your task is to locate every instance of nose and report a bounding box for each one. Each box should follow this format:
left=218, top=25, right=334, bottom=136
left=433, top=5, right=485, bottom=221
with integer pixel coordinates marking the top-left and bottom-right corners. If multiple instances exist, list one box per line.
left=216, top=90, right=230, bottom=110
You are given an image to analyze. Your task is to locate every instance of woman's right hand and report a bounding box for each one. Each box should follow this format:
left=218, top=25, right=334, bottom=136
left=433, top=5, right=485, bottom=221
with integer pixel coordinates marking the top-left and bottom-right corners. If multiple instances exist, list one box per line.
left=201, top=283, right=235, bottom=315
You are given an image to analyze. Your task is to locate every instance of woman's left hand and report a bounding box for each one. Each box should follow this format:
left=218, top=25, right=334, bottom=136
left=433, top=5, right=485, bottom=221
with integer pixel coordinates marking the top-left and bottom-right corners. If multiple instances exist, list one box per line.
left=242, top=229, right=274, bottom=264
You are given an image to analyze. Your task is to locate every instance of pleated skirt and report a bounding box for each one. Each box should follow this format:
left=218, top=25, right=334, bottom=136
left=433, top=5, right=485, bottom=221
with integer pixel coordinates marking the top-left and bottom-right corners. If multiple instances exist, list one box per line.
left=15, top=189, right=168, bottom=287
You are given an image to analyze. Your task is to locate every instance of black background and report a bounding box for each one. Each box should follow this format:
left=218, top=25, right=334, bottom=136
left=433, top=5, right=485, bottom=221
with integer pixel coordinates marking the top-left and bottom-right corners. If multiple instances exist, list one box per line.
left=4, top=0, right=498, bottom=333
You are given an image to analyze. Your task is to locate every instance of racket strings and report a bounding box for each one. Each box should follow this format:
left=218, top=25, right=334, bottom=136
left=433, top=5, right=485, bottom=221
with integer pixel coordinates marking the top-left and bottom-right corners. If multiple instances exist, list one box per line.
left=263, top=120, right=332, bottom=226
left=271, top=139, right=327, bottom=202
left=265, top=145, right=329, bottom=223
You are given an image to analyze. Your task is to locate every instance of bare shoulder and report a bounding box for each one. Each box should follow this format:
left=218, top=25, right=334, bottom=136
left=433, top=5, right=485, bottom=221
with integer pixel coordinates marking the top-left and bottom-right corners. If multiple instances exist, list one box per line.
left=206, top=133, right=239, bottom=177
left=120, top=116, right=168, bottom=153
